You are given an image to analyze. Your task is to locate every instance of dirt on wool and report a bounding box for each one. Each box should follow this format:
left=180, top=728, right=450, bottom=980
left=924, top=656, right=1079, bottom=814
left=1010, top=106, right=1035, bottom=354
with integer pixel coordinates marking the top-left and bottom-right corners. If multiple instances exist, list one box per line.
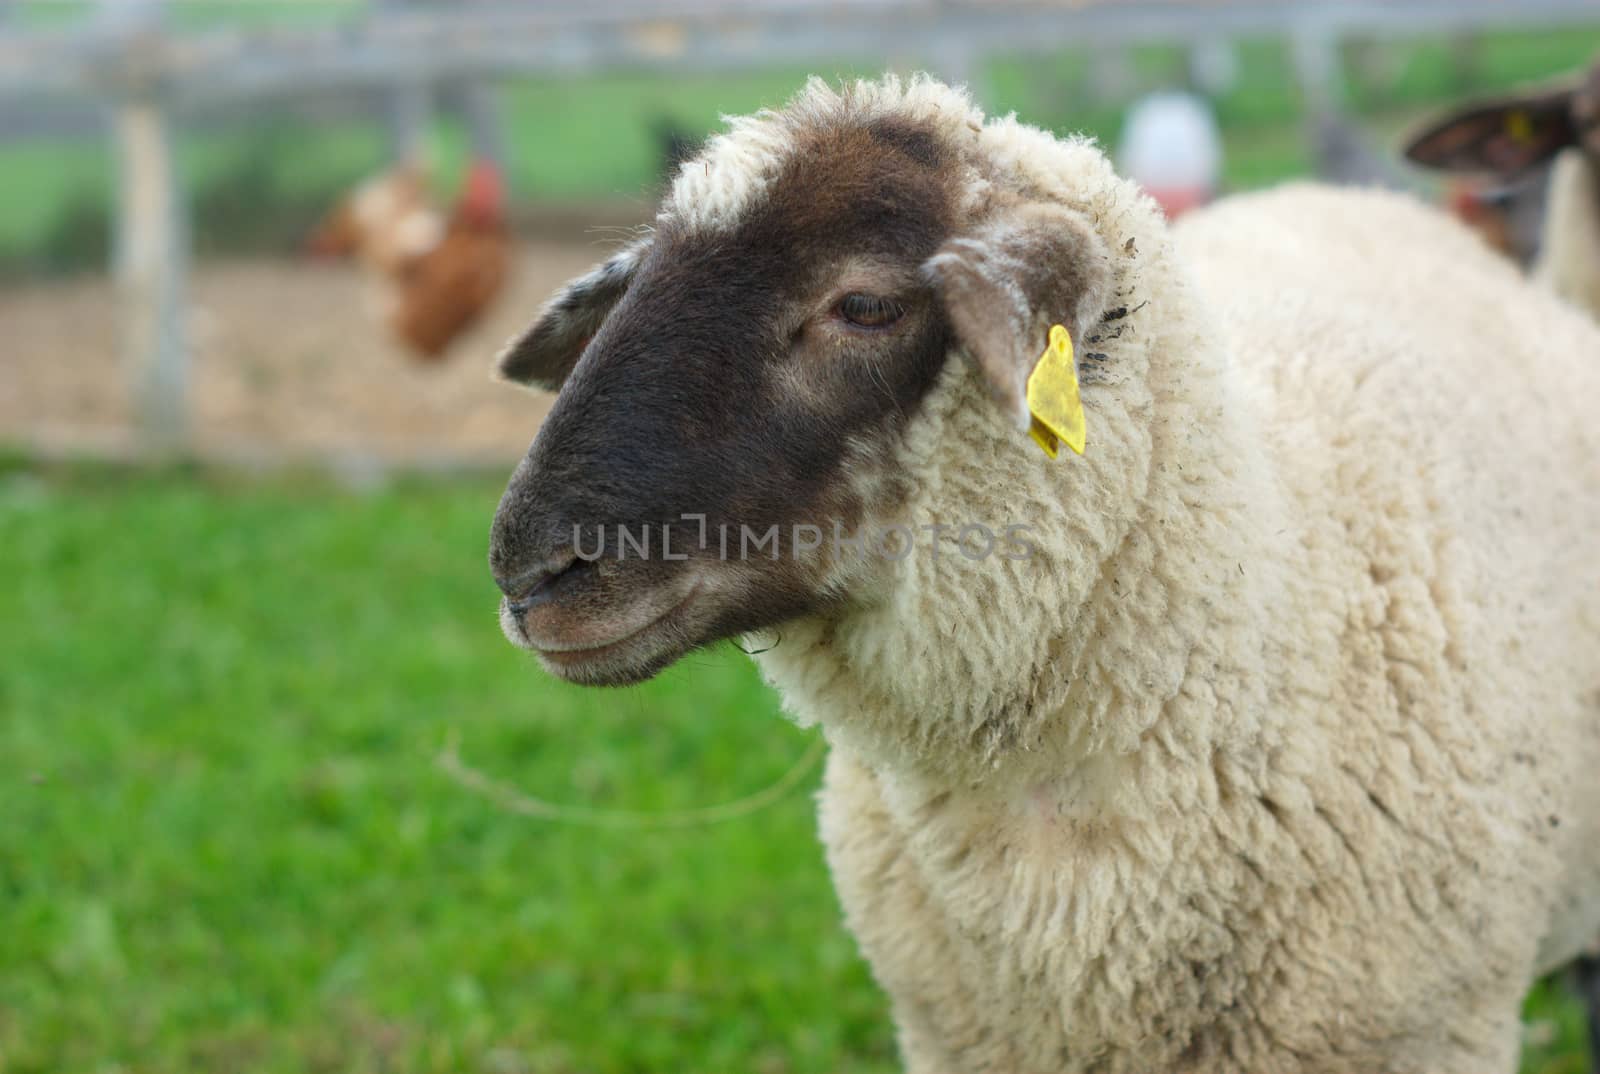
left=0, top=238, right=627, bottom=468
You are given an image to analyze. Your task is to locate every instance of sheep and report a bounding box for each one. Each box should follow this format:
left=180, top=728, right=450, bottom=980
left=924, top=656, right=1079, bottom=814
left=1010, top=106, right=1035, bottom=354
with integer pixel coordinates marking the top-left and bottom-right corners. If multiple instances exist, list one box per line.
left=1404, top=58, right=1600, bottom=319
left=487, top=75, right=1600, bottom=1073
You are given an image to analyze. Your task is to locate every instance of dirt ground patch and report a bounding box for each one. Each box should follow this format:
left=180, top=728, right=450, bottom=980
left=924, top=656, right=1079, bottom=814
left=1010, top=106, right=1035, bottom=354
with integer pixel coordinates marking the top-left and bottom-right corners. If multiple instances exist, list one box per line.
left=0, top=238, right=631, bottom=467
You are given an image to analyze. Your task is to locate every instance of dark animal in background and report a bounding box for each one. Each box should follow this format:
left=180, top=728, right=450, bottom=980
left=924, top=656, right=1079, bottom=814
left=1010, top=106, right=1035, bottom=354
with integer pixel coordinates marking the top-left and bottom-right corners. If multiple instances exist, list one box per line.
left=652, top=117, right=703, bottom=188
left=1309, top=110, right=1410, bottom=191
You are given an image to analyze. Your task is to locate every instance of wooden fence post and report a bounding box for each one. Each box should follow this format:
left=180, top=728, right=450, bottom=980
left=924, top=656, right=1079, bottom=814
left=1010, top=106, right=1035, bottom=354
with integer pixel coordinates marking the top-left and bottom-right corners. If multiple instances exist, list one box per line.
left=457, top=80, right=506, bottom=168
left=1290, top=17, right=1345, bottom=116
left=102, top=0, right=188, bottom=449
left=386, top=80, right=432, bottom=162
left=113, top=96, right=189, bottom=449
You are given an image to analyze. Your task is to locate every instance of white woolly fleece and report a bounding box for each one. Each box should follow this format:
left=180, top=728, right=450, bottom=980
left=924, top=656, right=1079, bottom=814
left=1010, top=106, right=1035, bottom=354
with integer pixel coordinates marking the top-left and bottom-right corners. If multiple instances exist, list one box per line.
left=690, top=77, right=1600, bottom=1072
left=1534, top=147, right=1600, bottom=320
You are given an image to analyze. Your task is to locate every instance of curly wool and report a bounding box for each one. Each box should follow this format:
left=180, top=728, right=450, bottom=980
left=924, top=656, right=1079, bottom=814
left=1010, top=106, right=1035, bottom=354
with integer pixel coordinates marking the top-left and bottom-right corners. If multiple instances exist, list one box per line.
left=740, top=79, right=1600, bottom=1073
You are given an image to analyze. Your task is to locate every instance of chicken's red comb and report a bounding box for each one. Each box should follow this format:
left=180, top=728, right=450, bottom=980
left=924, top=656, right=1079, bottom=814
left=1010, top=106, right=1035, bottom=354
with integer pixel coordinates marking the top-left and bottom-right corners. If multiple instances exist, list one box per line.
left=460, top=159, right=505, bottom=221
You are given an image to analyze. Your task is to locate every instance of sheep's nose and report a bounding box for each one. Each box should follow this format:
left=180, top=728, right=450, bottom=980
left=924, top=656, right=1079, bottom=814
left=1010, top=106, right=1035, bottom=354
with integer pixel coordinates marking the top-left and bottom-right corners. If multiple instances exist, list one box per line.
left=495, top=550, right=585, bottom=613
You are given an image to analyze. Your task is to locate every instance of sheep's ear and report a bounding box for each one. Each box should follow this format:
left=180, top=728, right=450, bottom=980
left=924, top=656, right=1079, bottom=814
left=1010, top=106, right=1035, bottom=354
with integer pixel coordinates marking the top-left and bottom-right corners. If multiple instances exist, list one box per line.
left=497, top=238, right=650, bottom=390
left=1403, top=89, right=1576, bottom=179
left=923, top=202, right=1114, bottom=430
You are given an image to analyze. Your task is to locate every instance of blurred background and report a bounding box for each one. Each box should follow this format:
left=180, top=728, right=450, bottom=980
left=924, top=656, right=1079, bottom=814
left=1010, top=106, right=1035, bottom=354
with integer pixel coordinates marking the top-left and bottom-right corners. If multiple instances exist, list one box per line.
left=2, top=1, right=1597, bottom=1072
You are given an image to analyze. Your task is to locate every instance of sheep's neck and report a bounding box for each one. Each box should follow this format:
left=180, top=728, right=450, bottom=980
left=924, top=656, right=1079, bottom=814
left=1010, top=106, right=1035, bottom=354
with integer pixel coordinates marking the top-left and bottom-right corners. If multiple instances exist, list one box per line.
left=759, top=266, right=1294, bottom=805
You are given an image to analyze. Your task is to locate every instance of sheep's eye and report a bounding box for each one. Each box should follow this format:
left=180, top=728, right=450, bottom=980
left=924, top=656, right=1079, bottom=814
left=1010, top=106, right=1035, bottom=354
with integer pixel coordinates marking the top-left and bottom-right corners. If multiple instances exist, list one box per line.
left=837, top=292, right=903, bottom=329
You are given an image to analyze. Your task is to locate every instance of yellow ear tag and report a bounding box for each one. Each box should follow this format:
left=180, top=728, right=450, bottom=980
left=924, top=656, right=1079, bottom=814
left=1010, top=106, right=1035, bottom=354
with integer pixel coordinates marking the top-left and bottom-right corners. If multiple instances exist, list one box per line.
left=1025, top=324, right=1086, bottom=458
left=1507, top=110, right=1535, bottom=144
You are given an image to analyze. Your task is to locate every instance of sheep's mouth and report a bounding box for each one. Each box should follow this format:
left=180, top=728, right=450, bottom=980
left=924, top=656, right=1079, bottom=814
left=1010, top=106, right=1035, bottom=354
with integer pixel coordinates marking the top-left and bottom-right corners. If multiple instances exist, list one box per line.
left=500, top=577, right=704, bottom=686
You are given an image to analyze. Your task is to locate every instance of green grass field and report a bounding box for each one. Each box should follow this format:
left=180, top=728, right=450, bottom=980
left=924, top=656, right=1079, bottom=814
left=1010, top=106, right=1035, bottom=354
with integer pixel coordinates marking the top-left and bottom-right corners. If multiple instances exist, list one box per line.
left=0, top=462, right=1592, bottom=1073
left=0, top=463, right=893, bottom=1073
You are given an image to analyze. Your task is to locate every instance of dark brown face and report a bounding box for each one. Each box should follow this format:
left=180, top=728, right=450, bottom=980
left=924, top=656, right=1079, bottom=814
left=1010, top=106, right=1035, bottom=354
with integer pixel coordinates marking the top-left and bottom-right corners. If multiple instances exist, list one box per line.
left=489, top=99, right=1116, bottom=686
left=489, top=119, right=962, bottom=685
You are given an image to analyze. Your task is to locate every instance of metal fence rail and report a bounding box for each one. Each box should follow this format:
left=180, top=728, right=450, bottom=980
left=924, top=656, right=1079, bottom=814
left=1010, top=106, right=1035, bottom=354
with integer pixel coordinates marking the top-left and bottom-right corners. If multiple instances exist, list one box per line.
left=7, top=1, right=1600, bottom=102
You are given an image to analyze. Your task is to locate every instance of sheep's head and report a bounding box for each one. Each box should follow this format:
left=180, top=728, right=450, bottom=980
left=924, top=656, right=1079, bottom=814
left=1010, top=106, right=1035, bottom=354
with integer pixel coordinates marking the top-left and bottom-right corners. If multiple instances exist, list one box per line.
left=489, top=78, right=1116, bottom=686
left=1403, top=58, right=1600, bottom=181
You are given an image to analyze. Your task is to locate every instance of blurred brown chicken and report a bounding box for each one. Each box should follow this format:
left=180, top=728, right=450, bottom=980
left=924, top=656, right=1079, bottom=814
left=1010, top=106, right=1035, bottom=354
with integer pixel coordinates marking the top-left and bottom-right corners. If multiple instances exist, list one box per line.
left=305, top=157, right=443, bottom=277
left=385, top=158, right=512, bottom=361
